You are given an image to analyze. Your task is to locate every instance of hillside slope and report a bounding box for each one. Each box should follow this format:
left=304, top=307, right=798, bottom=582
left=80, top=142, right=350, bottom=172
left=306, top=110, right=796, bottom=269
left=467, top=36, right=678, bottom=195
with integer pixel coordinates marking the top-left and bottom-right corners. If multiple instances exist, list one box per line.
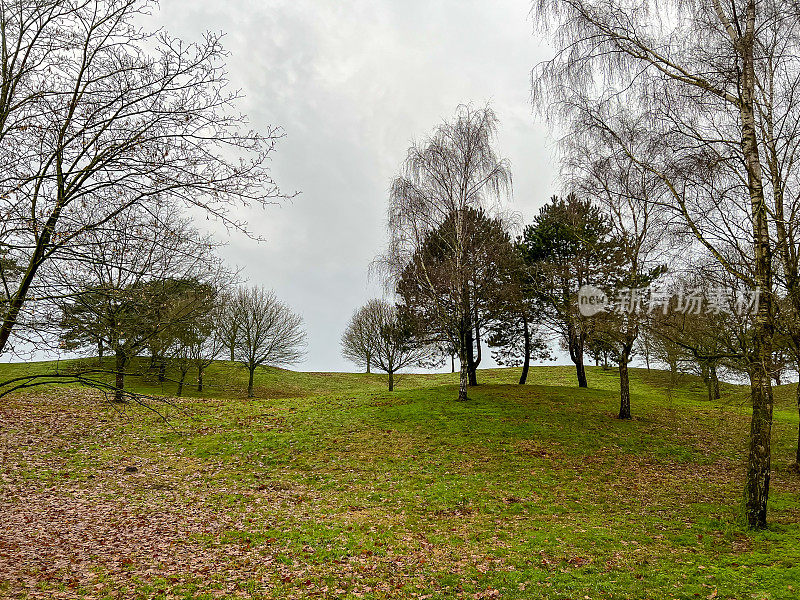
left=1, top=364, right=799, bottom=599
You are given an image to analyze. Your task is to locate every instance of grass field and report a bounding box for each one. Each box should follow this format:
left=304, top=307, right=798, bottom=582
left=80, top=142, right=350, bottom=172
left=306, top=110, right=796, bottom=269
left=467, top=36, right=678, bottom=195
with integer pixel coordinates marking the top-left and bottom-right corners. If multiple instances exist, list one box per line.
left=1, top=360, right=800, bottom=599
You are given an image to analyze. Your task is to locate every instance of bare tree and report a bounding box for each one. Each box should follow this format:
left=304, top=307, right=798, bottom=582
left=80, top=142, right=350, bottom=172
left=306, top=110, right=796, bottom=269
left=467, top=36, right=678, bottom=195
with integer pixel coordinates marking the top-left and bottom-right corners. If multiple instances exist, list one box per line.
left=341, top=304, right=375, bottom=373
left=647, top=265, right=761, bottom=398
left=342, top=299, right=431, bottom=390
left=749, top=12, right=800, bottom=467
left=165, top=290, right=226, bottom=396
left=566, top=126, right=669, bottom=418
left=0, top=0, right=286, bottom=359
left=230, top=286, right=306, bottom=398
left=382, top=105, right=511, bottom=401
left=189, top=305, right=227, bottom=393
left=533, top=0, right=787, bottom=529
left=0, top=0, right=71, bottom=171
left=169, top=338, right=194, bottom=398
left=217, top=291, right=241, bottom=363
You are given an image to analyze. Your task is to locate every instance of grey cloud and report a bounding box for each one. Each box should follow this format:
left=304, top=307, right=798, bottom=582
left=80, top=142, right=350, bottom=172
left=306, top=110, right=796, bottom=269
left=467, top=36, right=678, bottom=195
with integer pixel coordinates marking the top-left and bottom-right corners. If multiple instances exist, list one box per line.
left=155, top=0, right=558, bottom=371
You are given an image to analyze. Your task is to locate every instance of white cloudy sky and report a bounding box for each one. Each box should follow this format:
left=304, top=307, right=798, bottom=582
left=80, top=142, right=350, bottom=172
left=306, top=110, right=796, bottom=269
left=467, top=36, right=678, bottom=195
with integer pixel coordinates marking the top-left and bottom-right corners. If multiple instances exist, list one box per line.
left=155, top=0, right=559, bottom=372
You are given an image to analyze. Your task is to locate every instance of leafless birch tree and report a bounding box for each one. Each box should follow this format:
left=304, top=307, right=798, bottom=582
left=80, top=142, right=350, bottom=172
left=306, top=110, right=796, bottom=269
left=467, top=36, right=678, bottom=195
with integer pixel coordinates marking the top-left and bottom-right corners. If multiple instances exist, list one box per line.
left=382, top=105, right=511, bottom=402
left=565, top=124, right=669, bottom=418
left=341, top=304, right=376, bottom=374
left=532, top=0, right=790, bottom=528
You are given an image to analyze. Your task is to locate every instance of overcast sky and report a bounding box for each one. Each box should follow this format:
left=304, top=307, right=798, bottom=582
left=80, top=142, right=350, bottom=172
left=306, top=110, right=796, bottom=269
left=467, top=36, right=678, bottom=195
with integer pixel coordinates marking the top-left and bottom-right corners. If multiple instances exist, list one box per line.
left=155, top=0, right=559, bottom=372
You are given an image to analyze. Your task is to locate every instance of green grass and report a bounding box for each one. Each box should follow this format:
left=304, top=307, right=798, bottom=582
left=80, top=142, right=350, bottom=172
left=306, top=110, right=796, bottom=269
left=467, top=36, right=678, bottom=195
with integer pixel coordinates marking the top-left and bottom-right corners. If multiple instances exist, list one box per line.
left=1, top=360, right=799, bottom=599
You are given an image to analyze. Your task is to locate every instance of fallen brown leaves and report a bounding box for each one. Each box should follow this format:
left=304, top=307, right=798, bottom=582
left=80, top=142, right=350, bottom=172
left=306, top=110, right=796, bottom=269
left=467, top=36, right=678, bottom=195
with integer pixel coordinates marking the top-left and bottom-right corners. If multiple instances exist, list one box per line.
left=0, top=393, right=472, bottom=599
left=0, top=394, right=283, bottom=598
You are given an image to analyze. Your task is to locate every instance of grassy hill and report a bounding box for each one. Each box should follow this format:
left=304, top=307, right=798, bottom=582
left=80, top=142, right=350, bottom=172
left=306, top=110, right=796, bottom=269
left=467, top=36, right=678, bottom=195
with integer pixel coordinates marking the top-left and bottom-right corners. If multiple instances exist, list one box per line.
left=1, top=362, right=799, bottom=599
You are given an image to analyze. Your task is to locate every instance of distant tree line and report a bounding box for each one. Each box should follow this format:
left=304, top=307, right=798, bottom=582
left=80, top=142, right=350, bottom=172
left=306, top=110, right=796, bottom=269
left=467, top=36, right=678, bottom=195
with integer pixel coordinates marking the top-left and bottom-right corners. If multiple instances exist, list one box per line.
left=54, top=205, right=306, bottom=400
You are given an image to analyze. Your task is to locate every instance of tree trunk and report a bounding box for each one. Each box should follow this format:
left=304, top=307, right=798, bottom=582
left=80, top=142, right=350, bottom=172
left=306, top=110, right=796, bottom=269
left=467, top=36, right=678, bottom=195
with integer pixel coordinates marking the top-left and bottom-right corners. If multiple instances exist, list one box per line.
left=567, top=326, right=587, bottom=388
left=114, top=349, right=126, bottom=403
left=466, top=314, right=478, bottom=387
left=0, top=203, right=63, bottom=355
left=702, top=363, right=713, bottom=402
left=230, top=344, right=235, bottom=363
left=158, top=359, right=166, bottom=383
left=795, top=355, right=800, bottom=465
left=98, top=340, right=104, bottom=361
left=247, top=367, right=255, bottom=398
left=575, top=358, right=587, bottom=388
left=458, top=289, right=471, bottom=401
left=519, top=314, right=531, bottom=385
left=740, top=3, right=774, bottom=530
left=177, top=369, right=187, bottom=397
left=451, top=354, right=455, bottom=373
left=618, top=345, right=632, bottom=419
left=711, top=364, right=721, bottom=400
left=747, top=367, right=773, bottom=529
left=388, top=369, right=394, bottom=391
left=473, top=305, right=482, bottom=383
left=458, top=352, right=468, bottom=401
left=794, top=389, right=800, bottom=467
left=197, top=366, right=204, bottom=392
left=468, top=362, right=478, bottom=385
